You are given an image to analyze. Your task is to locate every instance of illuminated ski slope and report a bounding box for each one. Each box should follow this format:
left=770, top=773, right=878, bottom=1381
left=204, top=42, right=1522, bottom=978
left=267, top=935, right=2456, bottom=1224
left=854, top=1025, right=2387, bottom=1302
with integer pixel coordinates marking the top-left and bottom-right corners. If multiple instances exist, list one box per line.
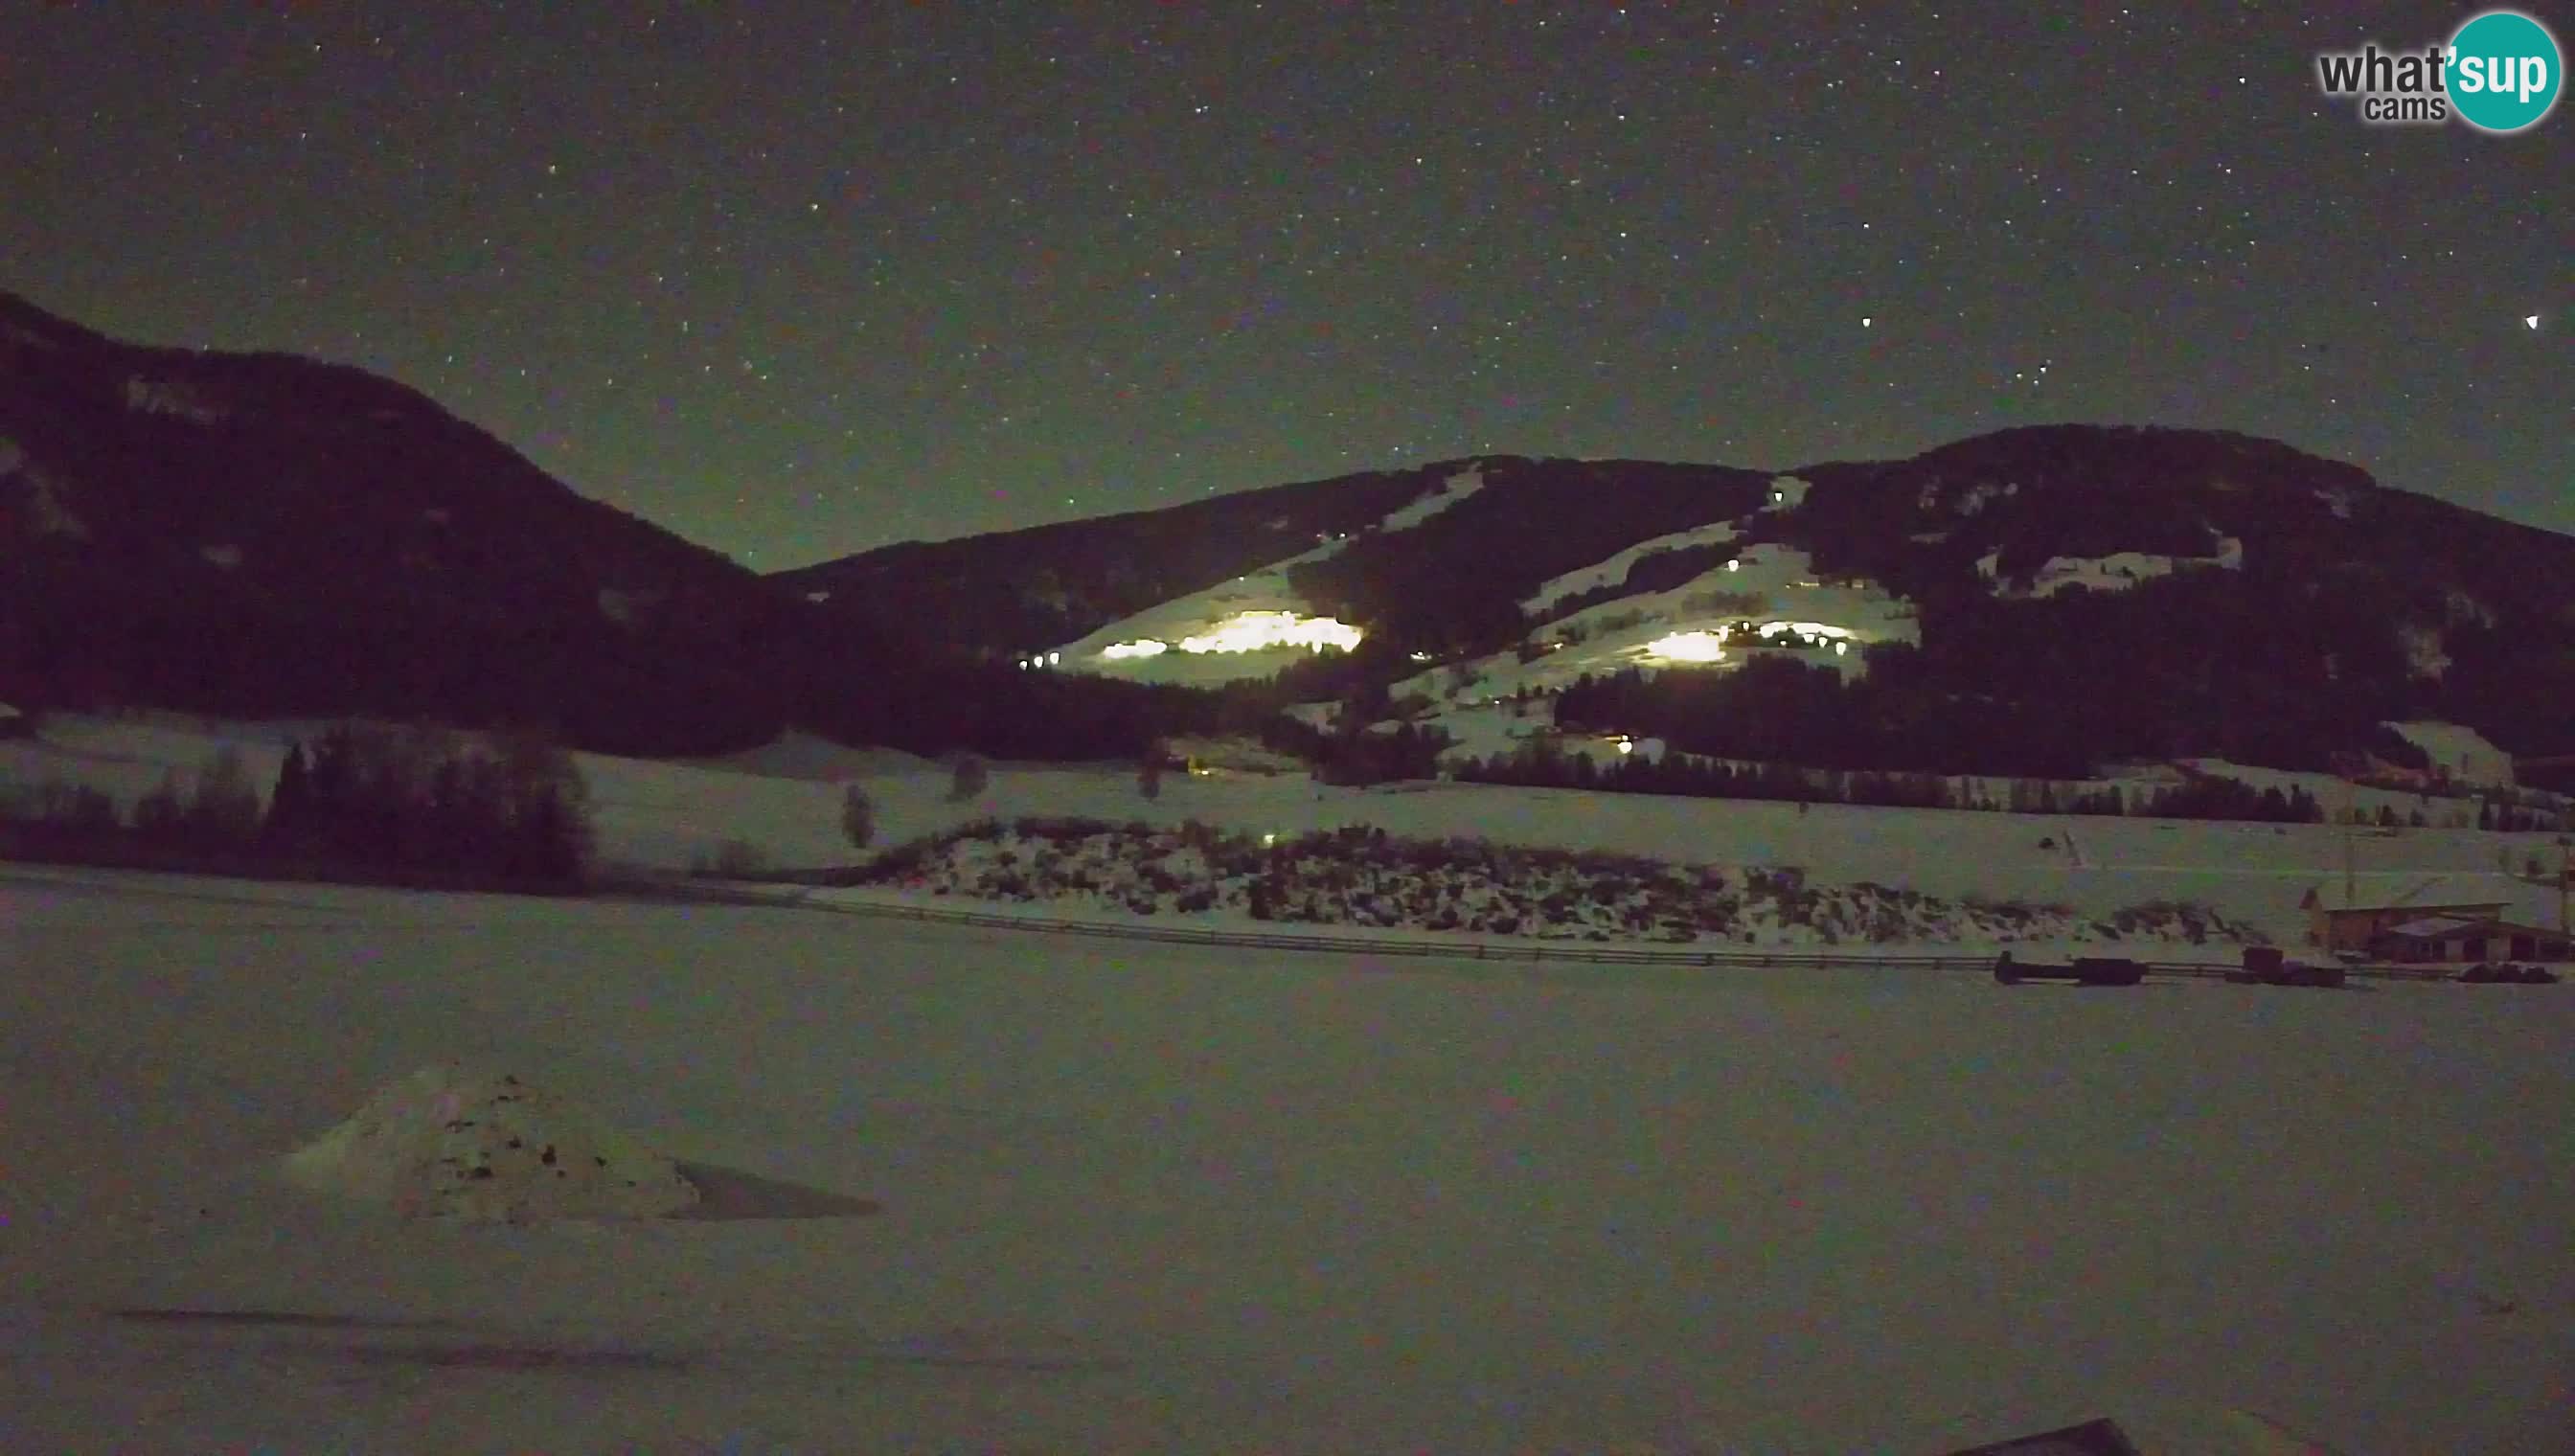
left=1041, top=466, right=1488, bottom=686
left=1387, top=537, right=1920, bottom=762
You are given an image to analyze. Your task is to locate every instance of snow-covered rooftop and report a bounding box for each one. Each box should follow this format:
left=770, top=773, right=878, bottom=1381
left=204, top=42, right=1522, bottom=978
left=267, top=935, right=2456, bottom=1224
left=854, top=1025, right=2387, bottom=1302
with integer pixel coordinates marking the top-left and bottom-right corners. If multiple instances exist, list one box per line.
left=2380, top=915, right=2489, bottom=940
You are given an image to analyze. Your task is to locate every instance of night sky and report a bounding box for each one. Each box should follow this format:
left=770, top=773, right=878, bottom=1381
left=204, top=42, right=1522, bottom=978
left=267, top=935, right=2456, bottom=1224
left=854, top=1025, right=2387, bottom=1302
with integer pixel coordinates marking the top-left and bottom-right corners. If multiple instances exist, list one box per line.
left=10, top=4, right=2567, bottom=568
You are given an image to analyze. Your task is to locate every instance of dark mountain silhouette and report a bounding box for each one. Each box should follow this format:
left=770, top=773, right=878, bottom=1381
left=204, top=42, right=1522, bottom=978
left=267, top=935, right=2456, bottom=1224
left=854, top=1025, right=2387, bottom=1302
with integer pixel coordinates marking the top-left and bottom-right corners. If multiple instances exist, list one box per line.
left=790, top=427, right=2575, bottom=776
left=5, top=289, right=2566, bottom=779
left=769, top=466, right=1440, bottom=655
left=0, top=290, right=807, bottom=753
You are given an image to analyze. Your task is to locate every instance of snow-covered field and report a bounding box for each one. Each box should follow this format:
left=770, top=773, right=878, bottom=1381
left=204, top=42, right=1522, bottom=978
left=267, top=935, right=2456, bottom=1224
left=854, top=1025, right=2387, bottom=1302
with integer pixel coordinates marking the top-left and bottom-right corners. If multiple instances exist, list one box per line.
left=8, top=716, right=2569, bottom=953
left=4, top=864, right=2567, bottom=1452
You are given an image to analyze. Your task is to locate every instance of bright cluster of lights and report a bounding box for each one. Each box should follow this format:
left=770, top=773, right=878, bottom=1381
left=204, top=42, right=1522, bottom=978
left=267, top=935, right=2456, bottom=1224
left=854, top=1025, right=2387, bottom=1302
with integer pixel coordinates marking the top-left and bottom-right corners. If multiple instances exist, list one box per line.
left=1099, top=610, right=1363, bottom=662
left=1183, top=610, right=1362, bottom=653
left=1637, top=620, right=1863, bottom=665
left=1642, top=630, right=1730, bottom=663
left=1016, top=650, right=1064, bottom=669
left=1751, top=620, right=1856, bottom=642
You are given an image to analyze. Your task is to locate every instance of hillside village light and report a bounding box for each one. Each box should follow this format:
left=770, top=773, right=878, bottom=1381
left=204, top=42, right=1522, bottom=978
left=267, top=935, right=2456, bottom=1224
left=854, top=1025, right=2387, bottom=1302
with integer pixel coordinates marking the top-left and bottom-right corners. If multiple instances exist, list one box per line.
left=1177, top=610, right=1363, bottom=654
left=1644, top=630, right=1729, bottom=663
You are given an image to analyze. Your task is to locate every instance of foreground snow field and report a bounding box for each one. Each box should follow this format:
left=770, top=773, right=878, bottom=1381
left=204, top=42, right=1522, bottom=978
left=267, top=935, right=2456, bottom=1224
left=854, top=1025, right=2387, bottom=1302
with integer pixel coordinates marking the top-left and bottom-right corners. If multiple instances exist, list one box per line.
left=4, top=866, right=2568, bottom=1453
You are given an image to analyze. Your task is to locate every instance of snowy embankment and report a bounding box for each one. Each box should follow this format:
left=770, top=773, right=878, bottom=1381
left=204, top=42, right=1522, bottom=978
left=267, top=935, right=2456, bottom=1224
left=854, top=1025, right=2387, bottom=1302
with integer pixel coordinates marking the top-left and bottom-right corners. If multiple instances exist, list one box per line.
left=846, top=815, right=2264, bottom=952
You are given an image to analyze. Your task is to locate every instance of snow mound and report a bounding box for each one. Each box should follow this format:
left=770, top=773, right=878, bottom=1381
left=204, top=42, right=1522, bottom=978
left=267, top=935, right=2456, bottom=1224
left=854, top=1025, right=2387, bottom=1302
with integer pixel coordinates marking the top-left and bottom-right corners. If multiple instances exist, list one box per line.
left=281, top=1063, right=700, bottom=1223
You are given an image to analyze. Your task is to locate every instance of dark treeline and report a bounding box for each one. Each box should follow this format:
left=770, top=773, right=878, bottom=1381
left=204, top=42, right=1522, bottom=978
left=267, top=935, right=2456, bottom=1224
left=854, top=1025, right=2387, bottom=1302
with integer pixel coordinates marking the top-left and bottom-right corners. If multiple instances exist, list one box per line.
left=1260, top=713, right=1454, bottom=785
left=2, top=575, right=796, bottom=759
left=2478, top=798, right=2563, bottom=832
left=262, top=723, right=593, bottom=886
left=1550, top=631, right=2489, bottom=783
left=1452, top=735, right=2339, bottom=824
left=2, top=722, right=595, bottom=890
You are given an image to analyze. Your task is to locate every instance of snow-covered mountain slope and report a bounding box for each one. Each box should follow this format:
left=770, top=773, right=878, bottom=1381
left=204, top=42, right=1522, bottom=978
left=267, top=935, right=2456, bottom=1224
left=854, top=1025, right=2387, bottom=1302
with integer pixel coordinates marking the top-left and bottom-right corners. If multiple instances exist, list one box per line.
left=773, top=424, right=2575, bottom=780
left=2383, top=720, right=2517, bottom=787
left=1526, top=539, right=1915, bottom=668
left=1518, top=519, right=1743, bottom=616
left=1978, top=530, right=2245, bottom=600
left=1043, top=466, right=1488, bottom=685
left=1378, top=536, right=1920, bottom=760
left=0, top=291, right=799, bottom=754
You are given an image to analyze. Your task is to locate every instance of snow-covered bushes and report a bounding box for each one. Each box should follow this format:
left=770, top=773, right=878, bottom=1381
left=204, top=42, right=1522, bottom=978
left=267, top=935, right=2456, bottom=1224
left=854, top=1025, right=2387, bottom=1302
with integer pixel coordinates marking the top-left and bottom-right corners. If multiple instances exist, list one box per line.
left=855, top=816, right=2259, bottom=949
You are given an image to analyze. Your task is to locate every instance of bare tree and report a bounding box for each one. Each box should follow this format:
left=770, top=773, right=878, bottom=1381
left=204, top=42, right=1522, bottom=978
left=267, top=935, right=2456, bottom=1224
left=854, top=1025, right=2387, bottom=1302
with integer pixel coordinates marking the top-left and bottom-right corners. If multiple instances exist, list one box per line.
left=841, top=783, right=876, bottom=849
left=185, top=745, right=263, bottom=843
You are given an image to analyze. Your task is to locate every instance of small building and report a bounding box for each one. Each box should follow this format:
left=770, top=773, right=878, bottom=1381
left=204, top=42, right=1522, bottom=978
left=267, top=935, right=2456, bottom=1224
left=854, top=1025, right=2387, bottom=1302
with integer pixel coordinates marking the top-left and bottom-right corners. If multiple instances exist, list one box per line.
left=2370, top=916, right=2573, bottom=965
left=0, top=701, right=29, bottom=739
left=2300, top=876, right=2510, bottom=952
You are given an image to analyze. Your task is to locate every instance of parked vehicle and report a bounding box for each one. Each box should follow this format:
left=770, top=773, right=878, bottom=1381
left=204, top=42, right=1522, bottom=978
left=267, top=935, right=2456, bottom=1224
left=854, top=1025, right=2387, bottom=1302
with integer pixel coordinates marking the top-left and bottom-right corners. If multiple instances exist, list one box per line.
left=1994, top=952, right=2143, bottom=987
left=2224, top=945, right=2346, bottom=988
left=2458, top=962, right=2562, bottom=985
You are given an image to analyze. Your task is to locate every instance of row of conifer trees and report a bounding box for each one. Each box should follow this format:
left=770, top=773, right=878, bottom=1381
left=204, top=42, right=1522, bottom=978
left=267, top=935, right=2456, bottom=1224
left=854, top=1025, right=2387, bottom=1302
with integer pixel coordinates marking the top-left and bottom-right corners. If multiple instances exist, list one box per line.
left=5, top=722, right=593, bottom=889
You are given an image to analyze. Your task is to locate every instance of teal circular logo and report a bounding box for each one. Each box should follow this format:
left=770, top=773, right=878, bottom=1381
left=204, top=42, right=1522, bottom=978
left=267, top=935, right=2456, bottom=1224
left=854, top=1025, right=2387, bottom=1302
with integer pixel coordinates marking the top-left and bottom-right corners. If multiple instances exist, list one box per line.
left=2447, top=10, right=2563, bottom=132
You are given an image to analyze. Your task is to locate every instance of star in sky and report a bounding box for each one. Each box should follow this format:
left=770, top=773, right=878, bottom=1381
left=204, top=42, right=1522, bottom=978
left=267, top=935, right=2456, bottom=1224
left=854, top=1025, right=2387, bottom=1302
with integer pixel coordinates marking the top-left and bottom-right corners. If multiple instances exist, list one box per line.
left=5, top=3, right=2566, bottom=567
